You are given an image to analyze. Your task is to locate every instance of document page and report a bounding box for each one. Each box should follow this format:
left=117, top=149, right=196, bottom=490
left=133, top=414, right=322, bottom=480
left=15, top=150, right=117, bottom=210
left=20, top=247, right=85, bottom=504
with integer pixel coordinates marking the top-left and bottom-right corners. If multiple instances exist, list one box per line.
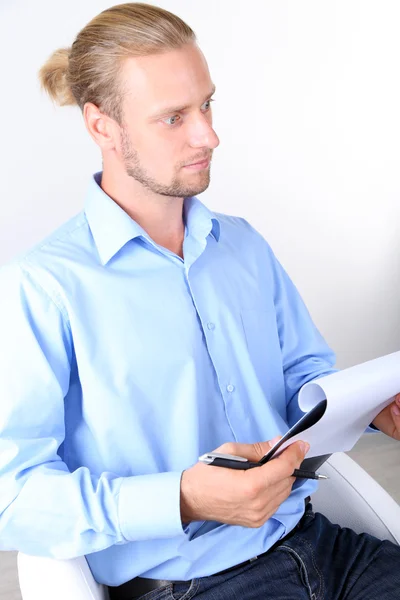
left=278, top=351, right=400, bottom=458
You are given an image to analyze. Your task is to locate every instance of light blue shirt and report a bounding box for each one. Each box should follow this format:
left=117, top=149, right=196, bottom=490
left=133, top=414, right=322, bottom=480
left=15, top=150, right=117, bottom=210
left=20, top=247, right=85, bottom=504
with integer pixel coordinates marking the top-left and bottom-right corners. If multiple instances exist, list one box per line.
left=0, top=172, right=336, bottom=585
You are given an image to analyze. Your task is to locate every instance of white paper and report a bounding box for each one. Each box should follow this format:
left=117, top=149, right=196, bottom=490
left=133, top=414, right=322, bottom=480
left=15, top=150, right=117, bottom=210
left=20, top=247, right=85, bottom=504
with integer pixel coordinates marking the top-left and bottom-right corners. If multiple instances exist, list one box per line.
left=279, top=351, right=400, bottom=458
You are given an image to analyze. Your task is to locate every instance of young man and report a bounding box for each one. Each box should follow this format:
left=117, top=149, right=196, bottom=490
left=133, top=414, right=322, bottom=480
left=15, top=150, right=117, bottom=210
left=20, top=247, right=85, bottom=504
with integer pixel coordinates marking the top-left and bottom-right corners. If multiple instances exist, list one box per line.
left=1, top=3, right=399, bottom=599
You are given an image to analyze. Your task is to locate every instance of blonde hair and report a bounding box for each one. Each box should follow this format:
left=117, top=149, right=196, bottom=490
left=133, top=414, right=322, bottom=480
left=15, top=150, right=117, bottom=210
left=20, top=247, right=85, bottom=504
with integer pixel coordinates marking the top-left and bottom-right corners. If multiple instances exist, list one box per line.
left=38, top=2, right=196, bottom=124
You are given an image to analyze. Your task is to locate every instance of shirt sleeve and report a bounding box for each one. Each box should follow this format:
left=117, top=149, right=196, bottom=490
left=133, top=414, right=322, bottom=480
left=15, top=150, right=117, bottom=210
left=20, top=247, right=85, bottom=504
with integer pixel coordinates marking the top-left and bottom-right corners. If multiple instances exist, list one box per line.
left=266, top=246, right=338, bottom=426
left=0, top=262, right=186, bottom=560
left=264, top=243, right=383, bottom=438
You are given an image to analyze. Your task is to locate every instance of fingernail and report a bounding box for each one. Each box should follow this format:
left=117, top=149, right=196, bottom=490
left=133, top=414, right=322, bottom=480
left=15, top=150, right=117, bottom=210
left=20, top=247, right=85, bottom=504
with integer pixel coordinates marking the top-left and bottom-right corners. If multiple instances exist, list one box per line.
left=300, top=442, right=310, bottom=454
left=392, top=404, right=400, bottom=416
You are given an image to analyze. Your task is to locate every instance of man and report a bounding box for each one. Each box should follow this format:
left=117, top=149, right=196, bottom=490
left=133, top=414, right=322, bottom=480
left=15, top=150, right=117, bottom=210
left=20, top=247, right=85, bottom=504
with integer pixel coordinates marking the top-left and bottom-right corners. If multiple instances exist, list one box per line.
left=1, top=3, right=399, bottom=599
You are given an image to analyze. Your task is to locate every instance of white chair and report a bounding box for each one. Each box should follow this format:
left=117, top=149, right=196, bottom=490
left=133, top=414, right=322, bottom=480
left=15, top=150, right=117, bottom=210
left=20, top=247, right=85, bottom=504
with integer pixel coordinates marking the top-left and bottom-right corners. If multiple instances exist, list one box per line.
left=17, top=452, right=400, bottom=600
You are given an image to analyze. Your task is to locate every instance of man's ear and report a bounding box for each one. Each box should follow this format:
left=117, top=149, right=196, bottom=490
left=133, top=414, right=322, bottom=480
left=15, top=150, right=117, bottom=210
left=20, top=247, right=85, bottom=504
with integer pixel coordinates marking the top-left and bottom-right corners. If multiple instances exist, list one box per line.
left=83, top=102, right=119, bottom=152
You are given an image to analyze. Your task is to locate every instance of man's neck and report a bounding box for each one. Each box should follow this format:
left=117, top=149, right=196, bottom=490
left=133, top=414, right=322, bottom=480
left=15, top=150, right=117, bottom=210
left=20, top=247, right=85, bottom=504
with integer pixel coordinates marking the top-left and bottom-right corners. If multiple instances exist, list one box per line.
left=101, top=169, right=185, bottom=258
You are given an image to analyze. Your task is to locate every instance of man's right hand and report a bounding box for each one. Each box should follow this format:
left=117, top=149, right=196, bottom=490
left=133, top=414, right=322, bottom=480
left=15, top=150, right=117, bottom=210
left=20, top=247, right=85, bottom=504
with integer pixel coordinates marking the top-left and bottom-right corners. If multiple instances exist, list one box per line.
left=180, top=438, right=309, bottom=528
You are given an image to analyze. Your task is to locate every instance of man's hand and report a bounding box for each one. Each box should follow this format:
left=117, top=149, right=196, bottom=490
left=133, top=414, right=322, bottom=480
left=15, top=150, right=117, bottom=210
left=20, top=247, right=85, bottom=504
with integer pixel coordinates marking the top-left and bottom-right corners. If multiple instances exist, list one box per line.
left=372, top=393, right=400, bottom=441
left=180, top=438, right=309, bottom=528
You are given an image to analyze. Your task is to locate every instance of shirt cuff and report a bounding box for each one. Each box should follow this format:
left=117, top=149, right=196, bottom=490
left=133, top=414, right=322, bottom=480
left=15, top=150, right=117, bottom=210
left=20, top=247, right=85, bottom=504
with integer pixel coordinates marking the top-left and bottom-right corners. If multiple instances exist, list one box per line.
left=118, top=471, right=188, bottom=541
left=367, top=423, right=380, bottom=432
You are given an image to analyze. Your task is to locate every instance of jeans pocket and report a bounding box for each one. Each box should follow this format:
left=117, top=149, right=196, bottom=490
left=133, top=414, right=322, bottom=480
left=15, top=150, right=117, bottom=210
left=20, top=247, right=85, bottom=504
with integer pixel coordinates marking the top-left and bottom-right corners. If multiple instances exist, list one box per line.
left=136, top=584, right=172, bottom=600
left=280, top=548, right=318, bottom=600
left=170, top=579, right=199, bottom=600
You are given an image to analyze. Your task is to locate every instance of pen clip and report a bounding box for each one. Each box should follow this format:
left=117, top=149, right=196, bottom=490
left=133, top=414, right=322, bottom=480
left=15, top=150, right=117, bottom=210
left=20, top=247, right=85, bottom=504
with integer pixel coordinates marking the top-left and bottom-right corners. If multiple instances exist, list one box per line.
left=199, top=452, right=249, bottom=464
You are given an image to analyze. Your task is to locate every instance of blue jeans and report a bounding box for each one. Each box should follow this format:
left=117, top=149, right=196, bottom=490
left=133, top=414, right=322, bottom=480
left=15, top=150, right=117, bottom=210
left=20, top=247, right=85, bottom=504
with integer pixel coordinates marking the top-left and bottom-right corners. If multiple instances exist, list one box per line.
left=133, top=503, right=400, bottom=600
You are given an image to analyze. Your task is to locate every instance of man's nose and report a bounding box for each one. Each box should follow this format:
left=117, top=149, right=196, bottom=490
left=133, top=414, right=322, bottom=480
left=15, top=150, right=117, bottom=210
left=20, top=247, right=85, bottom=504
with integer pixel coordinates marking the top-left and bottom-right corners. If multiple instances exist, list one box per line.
left=188, top=115, right=220, bottom=150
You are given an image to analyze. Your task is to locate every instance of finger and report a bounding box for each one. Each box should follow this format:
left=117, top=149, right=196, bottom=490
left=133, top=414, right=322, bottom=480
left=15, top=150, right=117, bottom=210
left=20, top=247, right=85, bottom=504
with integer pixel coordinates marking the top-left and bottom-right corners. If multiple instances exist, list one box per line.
left=393, top=395, right=400, bottom=416
left=262, top=440, right=309, bottom=482
left=249, top=436, right=283, bottom=461
left=282, top=440, right=310, bottom=468
left=216, top=438, right=282, bottom=462
left=374, top=401, right=400, bottom=440
left=390, top=398, right=400, bottom=439
left=268, top=435, right=283, bottom=448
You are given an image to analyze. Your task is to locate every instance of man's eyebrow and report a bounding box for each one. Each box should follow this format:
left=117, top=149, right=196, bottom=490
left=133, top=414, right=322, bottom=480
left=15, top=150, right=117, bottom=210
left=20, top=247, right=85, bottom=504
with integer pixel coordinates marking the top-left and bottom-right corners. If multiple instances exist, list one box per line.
left=149, top=85, right=216, bottom=120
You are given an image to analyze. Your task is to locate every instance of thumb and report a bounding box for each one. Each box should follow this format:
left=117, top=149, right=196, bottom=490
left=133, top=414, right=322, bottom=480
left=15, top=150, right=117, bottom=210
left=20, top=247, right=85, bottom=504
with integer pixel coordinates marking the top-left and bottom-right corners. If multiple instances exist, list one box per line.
left=216, top=436, right=283, bottom=462
left=259, top=440, right=309, bottom=484
left=273, top=440, right=310, bottom=475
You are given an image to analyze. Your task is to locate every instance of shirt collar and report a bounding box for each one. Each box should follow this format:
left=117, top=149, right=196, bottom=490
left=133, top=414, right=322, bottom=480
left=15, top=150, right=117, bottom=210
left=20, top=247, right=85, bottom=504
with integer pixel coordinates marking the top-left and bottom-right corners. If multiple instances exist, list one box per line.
left=184, top=196, right=220, bottom=244
left=84, top=172, right=220, bottom=265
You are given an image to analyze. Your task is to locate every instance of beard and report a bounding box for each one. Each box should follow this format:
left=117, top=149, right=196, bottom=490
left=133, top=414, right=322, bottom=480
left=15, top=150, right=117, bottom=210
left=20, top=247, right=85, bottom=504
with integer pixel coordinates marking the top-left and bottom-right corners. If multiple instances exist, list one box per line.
left=120, top=128, right=211, bottom=198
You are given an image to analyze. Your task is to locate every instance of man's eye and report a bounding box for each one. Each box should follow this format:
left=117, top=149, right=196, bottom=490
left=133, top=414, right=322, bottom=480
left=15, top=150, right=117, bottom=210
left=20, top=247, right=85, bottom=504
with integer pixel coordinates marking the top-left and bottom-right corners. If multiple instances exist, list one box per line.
left=201, top=99, right=214, bottom=111
left=163, top=115, right=181, bottom=126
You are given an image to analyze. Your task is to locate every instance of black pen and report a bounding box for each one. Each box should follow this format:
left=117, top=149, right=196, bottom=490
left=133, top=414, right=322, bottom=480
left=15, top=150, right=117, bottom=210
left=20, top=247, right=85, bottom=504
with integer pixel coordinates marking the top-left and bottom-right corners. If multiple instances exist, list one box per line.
left=292, top=469, right=328, bottom=481
left=199, top=453, right=329, bottom=480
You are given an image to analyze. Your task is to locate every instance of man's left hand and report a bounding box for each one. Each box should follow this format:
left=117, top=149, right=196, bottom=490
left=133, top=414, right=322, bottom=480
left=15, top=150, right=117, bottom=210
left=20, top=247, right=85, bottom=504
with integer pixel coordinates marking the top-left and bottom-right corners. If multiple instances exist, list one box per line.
left=372, top=393, right=400, bottom=440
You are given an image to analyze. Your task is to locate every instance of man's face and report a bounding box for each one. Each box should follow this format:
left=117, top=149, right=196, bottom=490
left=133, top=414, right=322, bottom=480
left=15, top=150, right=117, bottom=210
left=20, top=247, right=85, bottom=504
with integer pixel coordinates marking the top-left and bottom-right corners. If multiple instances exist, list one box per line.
left=118, top=43, right=219, bottom=197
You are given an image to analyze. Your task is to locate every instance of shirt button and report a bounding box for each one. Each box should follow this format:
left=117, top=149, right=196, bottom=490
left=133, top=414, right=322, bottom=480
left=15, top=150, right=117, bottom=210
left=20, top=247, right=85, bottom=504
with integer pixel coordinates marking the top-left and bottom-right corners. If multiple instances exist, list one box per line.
left=226, top=384, right=235, bottom=393
left=207, top=322, right=215, bottom=330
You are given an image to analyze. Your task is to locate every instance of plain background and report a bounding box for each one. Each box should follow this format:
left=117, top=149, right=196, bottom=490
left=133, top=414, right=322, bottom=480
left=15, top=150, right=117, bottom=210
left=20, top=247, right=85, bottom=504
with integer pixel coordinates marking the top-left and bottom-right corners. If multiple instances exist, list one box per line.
left=0, top=2, right=400, bottom=599
left=1, top=0, right=400, bottom=368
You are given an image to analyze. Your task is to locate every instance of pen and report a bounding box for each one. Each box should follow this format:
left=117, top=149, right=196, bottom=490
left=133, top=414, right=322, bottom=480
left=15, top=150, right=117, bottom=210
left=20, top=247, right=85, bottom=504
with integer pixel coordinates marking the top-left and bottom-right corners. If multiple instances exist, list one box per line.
left=292, top=469, right=328, bottom=481
left=199, top=453, right=329, bottom=480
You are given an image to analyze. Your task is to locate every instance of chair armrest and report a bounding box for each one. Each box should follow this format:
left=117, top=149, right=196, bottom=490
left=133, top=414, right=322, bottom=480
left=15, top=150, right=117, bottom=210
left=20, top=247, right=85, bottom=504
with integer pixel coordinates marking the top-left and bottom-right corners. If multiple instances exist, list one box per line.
left=17, top=552, right=109, bottom=600
left=16, top=453, right=399, bottom=598
left=311, top=452, right=400, bottom=544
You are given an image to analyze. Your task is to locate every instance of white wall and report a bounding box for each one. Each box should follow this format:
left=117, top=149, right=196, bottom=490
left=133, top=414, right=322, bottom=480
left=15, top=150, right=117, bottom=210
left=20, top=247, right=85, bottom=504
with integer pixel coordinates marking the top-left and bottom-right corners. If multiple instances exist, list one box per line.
left=1, top=0, right=399, bottom=368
